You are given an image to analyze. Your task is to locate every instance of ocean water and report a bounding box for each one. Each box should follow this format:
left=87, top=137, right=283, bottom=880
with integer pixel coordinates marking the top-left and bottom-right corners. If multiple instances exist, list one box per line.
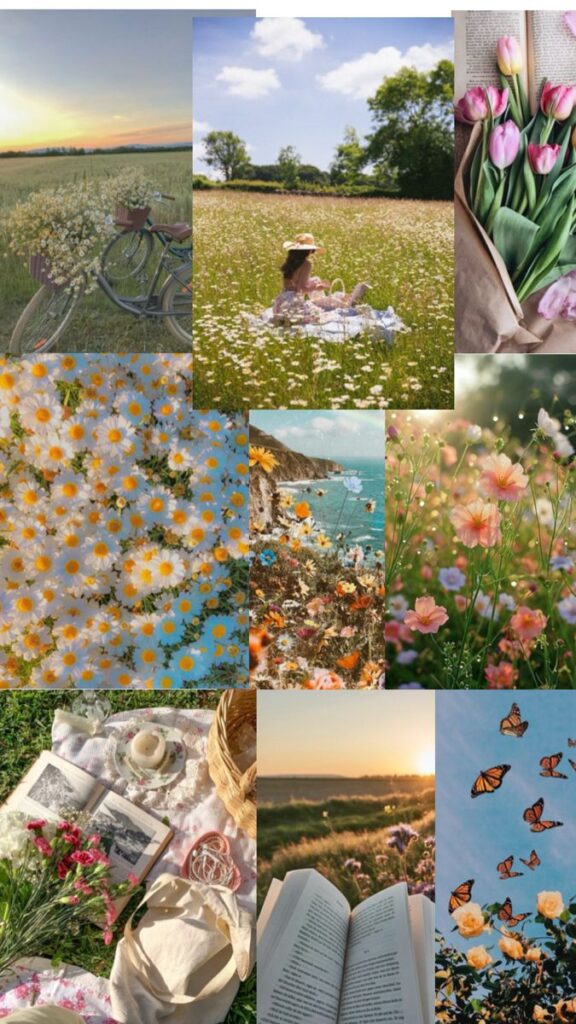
left=279, top=455, right=384, bottom=554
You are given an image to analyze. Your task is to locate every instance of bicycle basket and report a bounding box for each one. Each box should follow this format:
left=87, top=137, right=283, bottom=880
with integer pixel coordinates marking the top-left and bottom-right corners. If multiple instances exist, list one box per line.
left=29, top=254, right=62, bottom=291
left=114, top=204, right=151, bottom=231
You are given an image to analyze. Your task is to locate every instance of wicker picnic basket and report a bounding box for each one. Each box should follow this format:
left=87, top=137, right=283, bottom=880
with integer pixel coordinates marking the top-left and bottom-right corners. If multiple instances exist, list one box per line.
left=207, top=690, right=256, bottom=839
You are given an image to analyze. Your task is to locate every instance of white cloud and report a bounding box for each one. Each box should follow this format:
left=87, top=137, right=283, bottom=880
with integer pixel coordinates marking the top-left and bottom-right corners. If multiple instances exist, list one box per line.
left=216, top=65, right=280, bottom=100
left=317, top=41, right=453, bottom=100
left=275, top=426, right=308, bottom=440
left=193, top=119, right=210, bottom=136
left=251, top=17, right=324, bottom=62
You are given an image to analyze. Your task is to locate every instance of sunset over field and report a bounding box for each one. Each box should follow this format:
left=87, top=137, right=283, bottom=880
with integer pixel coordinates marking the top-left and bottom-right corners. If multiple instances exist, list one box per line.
left=0, top=11, right=191, bottom=151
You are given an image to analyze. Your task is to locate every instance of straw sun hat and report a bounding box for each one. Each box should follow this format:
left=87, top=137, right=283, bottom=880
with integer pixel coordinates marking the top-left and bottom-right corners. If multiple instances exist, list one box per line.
left=282, top=232, right=325, bottom=253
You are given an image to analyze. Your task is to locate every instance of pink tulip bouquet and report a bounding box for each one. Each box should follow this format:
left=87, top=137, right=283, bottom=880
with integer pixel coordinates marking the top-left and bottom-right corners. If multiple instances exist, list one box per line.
left=456, top=35, right=576, bottom=313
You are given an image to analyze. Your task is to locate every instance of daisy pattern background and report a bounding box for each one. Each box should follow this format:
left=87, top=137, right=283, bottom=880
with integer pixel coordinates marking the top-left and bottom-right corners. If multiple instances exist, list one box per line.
left=0, top=355, right=249, bottom=690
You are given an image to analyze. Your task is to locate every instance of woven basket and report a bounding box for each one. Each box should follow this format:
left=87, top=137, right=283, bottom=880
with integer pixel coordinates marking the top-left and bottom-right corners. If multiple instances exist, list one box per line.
left=29, top=254, right=61, bottom=291
left=114, top=204, right=151, bottom=231
left=207, top=690, right=256, bottom=839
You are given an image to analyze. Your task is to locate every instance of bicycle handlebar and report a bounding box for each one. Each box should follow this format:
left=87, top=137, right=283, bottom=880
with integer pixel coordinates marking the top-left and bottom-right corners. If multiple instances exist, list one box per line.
left=161, top=193, right=176, bottom=201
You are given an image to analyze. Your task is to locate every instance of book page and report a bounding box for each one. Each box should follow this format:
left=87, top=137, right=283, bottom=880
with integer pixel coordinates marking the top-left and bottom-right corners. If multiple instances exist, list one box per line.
left=408, top=895, right=435, bottom=1024
left=454, top=11, right=528, bottom=98
left=258, top=870, right=350, bottom=1024
left=337, top=882, right=424, bottom=1024
left=528, top=11, right=576, bottom=109
left=89, top=789, right=172, bottom=888
left=4, top=751, right=102, bottom=821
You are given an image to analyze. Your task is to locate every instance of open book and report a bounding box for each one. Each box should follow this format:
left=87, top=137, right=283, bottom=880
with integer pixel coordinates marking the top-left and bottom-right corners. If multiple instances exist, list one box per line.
left=5, top=751, right=172, bottom=910
left=455, top=10, right=576, bottom=111
left=257, top=868, right=434, bottom=1024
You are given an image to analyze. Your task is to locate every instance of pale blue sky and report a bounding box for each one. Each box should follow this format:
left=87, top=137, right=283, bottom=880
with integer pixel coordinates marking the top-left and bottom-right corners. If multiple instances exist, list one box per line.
left=259, top=691, right=436, bottom=777
left=250, top=410, right=384, bottom=460
left=193, top=17, right=453, bottom=171
left=437, top=692, right=576, bottom=949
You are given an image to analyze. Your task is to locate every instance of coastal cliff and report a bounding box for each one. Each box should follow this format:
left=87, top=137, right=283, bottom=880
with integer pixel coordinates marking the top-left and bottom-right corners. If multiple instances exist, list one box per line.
left=250, top=425, right=343, bottom=530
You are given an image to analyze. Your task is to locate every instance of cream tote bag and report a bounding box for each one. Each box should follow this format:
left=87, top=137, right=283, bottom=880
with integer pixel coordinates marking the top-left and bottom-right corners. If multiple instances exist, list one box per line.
left=110, top=874, right=255, bottom=1024
left=6, top=1010, right=83, bottom=1024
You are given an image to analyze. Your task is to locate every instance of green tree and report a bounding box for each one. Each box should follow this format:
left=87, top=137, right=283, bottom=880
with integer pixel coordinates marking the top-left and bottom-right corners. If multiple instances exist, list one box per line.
left=366, top=60, right=454, bottom=200
left=277, top=145, right=301, bottom=189
left=330, top=126, right=366, bottom=185
left=201, top=130, right=251, bottom=181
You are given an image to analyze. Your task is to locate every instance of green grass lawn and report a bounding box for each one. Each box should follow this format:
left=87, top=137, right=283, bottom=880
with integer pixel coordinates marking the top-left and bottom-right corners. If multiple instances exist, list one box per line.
left=0, top=691, right=254, bottom=1020
left=0, top=152, right=191, bottom=352
left=193, top=191, right=454, bottom=409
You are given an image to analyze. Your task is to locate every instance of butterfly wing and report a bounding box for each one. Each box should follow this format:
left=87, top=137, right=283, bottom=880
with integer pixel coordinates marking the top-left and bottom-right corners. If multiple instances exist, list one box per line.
left=531, top=819, right=563, bottom=832
left=539, top=752, right=567, bottom=779
left=498, top=897, right=530, bottom=926
left=448, top=879, right=474, bottom=915
left=500, top=703, right=528, bottom=738
left=569, top=758, right=576, bottom=772
left=497, top=855, right=522, bottom=879
left=508, top=912, right=531, bottom=926
left=523, top=797, right=544, bottom=825
left=568, top=738, right=576, bottom=748
left=471, top=764, right=511, bottom=798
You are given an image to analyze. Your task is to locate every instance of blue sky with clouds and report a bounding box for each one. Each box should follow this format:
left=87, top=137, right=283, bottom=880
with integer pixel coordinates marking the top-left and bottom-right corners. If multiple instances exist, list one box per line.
left=437, top=692, right=576, bottom=951
left=193, top=17, right=453, bottom=172
left=250, top=409, right=384, bottom=460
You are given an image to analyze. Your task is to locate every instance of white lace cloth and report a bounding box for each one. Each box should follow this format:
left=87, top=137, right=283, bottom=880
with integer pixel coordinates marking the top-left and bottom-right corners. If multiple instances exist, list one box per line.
left=51, top=707, right=256, bottom=912
left=0, top=958, right=115, bottom=1022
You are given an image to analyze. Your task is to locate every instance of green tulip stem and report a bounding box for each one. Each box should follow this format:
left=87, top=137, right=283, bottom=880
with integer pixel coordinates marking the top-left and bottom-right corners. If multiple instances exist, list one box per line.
left=473, top=121, right=489, bottom=217
left=540, top=116, right=554, bottom=145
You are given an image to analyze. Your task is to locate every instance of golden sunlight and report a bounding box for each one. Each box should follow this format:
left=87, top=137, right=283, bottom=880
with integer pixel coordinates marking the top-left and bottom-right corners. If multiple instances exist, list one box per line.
left=416, top=747, right=435, bottom=775
left=0, top=82, right=82, bottom=149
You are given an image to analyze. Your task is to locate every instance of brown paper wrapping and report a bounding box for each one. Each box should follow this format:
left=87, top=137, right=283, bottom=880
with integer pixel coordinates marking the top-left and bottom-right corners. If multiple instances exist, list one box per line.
left=455, top=123, right=576, bottom=353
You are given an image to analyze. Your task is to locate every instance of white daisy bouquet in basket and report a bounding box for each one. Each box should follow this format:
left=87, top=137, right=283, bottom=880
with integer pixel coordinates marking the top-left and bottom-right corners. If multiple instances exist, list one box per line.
left=456, top=33, right=576, bottom=318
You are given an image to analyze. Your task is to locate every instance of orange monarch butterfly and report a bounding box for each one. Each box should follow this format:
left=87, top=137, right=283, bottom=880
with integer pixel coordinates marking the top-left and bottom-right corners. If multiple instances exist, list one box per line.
left=500, top=703, right=529, bottom=738
left=520, top=849, right=541, bottom=870
left=448, top=879, right=474, bottom=915
left=471, top=764, right=511, bottom=798
left=540, top=752, right=568, bottom=779
left=523, top=797, right=563, bottom=832
left=569, top=758, right=576, bottom=773
left=568, top=738, right=576, bottom=748
left=497, top=855, right=523, bottom=880
left=498, top=896, right=531, bottom=927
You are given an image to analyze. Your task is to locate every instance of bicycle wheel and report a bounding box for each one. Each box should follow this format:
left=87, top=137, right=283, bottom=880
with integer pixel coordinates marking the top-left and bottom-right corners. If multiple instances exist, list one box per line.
left=161, top=264, right=191, bottom=345
left=101, top=230, right=154, bottom=286
left=10, top=284, right=84, bottom=354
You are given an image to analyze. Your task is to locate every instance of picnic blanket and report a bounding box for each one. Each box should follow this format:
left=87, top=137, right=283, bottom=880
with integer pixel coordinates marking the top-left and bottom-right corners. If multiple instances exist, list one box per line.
left=51, top=707, right=256, bottom=912
left=244, top=304, right=405, bottom=344
left=0, top=959, right=115, bottom=1023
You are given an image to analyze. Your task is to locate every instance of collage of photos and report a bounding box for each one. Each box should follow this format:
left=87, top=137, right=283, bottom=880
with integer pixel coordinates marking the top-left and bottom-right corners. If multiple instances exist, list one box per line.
left=0, top=5, right=574, bottom=1024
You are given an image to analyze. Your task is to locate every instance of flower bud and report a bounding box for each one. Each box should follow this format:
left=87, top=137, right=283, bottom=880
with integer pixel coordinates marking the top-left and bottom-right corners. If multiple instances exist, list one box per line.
left=489, top=120, right=521, bottom=168
left=496, top=36, right=523, bottom=75
left=540, top=82, right=576, bottom=121
left=455, top=86, right=508, bottom=124
left=528, top=142, right=561, bottom=174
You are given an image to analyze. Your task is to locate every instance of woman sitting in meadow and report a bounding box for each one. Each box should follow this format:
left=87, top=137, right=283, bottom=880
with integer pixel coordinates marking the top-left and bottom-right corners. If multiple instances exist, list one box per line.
left=273, top=233, right=371, bottom=322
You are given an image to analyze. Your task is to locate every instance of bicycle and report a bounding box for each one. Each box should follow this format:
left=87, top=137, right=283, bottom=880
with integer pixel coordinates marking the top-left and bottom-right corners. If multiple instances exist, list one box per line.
left=9, top=195, right=191, bottom=354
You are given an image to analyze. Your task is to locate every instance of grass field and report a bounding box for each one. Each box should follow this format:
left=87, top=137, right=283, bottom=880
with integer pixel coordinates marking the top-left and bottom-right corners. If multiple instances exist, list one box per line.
left=0, top=151, right=191, bottom=352
left=257, top=775, right=435, bottom=909
left=193, top=191, right=454, bottom=409
left=0, top=692, right=254, bottom=1021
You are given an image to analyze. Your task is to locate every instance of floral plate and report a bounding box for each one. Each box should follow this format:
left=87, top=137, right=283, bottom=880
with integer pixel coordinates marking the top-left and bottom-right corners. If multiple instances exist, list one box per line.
left=109, top=720, right=186, bottom=791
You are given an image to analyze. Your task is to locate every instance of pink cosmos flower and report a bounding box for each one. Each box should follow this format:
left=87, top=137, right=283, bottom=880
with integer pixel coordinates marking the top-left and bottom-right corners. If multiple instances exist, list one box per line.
left=479, top=453, right=529, bottom=501
left=404, top=596, right=449, bottom=635
left=510, top=605, right=548, bottom=640
left=450, top=500, right=502, bottom=548
left=485, top=662, right=518, bottom=689
left=540, top=82, right=576, bottom=120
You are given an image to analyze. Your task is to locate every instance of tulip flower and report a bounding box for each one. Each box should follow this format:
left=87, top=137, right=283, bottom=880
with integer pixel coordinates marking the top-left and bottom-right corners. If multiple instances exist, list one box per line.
left=489, top=120, right=520, bottom=169
left=496, top=35, right=523, bottom=75
left=455, top=86, right=508, bottom=123
left=528, top=142, right=561, bottom=175
left=540, top=82, right=576, bottom=121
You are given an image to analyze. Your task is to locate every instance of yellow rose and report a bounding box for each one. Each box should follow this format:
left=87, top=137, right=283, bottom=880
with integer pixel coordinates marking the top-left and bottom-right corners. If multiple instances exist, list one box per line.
left=467, top=945, right=492, bottom=969
left=526, top=946, right=542, bottom=962
left=532, top=1008, right=552, bottom=1022
left=499, top=936, right=524, bottom=960
left=451, top=902, right=486, bottom=938
left=537, top=890, right=564, bottom=919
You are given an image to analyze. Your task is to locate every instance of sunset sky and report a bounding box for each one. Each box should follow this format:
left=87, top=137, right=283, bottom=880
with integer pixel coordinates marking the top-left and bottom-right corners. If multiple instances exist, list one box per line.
left=258, top=691, right=436, bottom=777
left=0, top=11, right=191, bottom=151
